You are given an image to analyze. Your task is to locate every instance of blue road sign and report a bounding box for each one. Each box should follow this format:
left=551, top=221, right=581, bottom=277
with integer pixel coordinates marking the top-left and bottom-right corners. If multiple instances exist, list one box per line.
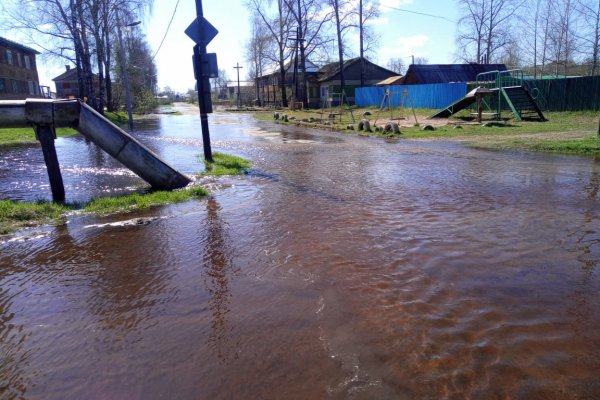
left=185, top=17, right=218, bottom=45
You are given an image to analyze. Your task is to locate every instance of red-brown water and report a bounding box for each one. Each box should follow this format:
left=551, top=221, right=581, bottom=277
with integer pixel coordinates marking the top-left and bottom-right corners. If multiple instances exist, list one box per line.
left=1, top=109, right=599, bottom=399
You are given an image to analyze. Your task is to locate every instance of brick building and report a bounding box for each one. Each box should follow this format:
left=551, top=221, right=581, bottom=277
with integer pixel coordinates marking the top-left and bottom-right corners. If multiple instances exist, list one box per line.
left=0, top=36, right=42, bottom=100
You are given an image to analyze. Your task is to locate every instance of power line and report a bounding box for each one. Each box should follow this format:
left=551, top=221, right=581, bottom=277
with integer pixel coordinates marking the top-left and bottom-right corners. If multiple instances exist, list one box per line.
left=377, top=2, right=456, bottom=23
left=151, top=0, right=181, bottom=61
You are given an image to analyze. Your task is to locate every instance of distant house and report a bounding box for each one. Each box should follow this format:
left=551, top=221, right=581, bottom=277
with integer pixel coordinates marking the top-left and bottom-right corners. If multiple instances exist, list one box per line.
left=52, top=65, right=101, bottom=100
left=52, top=66, right=78, bottom=98
left=225, top=80, right=255, bottom=105
left=400, top=63, right=507, bottom=85
left=256, top=57, right=397, bottom=108
left=312, top=57, right=398, bottom=106
left=256, top=60, right=320, bottom=107
left=0, top=36, right=42, bottom=100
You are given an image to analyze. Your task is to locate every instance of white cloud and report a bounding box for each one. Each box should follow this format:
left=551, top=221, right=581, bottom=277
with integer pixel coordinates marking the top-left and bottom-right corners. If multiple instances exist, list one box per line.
left=379, top=34, right=430, bottom=60
left=367, top=17, right=389, bottom=26
left=379, top=0, right=414, bottom=13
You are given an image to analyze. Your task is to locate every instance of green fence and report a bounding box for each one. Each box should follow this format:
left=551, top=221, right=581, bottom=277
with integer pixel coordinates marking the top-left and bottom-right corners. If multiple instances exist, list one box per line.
left=524, top=76, right=600, bottom=111
left=468, top=75, right=600, bottom=112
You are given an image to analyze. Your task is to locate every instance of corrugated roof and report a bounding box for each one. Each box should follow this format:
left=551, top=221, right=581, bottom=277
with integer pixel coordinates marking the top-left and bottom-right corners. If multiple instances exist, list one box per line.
left=403, top=64, right=507, bottom=84
left=316, top=57, right=397, bottom=82
left=260, top=59, right=319, bottom=77
left=0, top=36, right=40, bottom=55
left=376, top=76, right=404, bottom=86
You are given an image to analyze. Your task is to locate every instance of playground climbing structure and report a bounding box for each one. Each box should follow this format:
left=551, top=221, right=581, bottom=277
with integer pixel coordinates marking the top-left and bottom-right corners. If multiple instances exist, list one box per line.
left=430, top=69, right=546, bottom=121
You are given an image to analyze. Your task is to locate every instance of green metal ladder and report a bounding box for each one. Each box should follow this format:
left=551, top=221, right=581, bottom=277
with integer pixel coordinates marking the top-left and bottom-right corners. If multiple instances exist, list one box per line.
left=476, top=69, right=546, bottom=121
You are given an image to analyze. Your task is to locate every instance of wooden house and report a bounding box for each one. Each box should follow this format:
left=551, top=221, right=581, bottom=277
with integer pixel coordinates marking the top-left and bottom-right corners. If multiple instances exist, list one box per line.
left=0, top=36, right=42, bottom=100
left=256, top=57, right=397, bottom=108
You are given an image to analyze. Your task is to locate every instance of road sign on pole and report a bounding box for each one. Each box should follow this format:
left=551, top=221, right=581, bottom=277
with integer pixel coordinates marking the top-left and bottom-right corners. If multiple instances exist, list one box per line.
left=187, top=0, right=218, bottom=163
left=185, top=17, right=218, bottom=46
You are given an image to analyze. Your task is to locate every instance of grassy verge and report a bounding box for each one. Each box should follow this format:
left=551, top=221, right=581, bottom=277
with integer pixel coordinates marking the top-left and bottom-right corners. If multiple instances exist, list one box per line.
left=83, top=186, right=209, bottom=214
left=104, top=111, right=129, bottom=126
left=254, top=108, right=600, bottom=155
left=471, top=134, right=600, bottom=155
left=200, top=152, right=250, bottom=176
left=0, top=186, right=209, bottom=235
left=0, top=127, right=79, bottom=146
left=0, top=200, right=69, bottom=235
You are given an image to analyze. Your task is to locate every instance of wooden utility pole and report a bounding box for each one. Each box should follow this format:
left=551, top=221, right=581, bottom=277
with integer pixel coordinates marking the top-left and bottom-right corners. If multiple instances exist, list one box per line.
left=234, top=63, right=243, bottom=109
left=359, top=0, right=364, bottom=88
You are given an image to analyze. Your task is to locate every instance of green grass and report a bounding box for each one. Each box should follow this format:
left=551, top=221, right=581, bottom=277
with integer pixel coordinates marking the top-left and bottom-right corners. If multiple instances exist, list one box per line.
left=200, top=152, right=251, bottom=176
left=475, top=134, right=600, bottom=155
left=254, top=107, right=600, bottom=155
left=0, top=127, right=78, bottom=146
left=83, top=186, right=209, bottom=214
left=0, top=186, right=209, bottom=235
left=104, top=111, right=129, bottom=126
left=0, top=200, right=69, bottom=234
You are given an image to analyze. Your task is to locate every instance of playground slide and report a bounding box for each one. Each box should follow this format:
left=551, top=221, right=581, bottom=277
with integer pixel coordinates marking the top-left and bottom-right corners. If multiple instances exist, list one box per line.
left=76, top=101, right=191, bottom=190
left=429, top=87, right=496, bottom=119
left=428, top=95, right=477, bottom=118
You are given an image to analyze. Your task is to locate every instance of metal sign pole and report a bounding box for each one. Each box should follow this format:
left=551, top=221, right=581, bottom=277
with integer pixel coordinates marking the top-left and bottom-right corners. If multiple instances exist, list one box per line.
left=193, top=0, right=213, bottom=162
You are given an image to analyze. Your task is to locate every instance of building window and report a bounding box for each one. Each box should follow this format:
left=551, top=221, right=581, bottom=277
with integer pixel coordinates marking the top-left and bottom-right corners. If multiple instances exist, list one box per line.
left=11, top=79, right=18, bottom=93
left=0, top=78, right=5, bottom=93
left=24, top=55, right=31, bottom=69
left=28, top=81, right=34, bottom=95
left=6, top=50, right=13, bottom=65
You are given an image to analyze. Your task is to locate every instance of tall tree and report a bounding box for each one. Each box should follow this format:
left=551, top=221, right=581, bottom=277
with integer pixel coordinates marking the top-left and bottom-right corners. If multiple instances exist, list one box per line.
left=358, top=0, right=379, bottom=87
left=456, top=0, right=521, bottom=63
left=386, top=57, right=405, bottom=74
left=548, top=0, right=578, bottom=76
left=246, top=13, right=273, bottom=105
left=577, top=0, right=600, bottom=75
left=248, top=0, right=293, bottom=107
left=284, top=0, right=331, bottom=105
left=5, top=0, right=152, bottom=112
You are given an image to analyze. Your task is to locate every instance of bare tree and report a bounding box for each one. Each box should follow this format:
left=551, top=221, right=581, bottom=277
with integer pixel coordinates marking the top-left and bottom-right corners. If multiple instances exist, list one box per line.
left=245, top=13, right=272, bottom=105
left=548, top=0, right=578, bottom=76
left=577, top=0, right=600, bottom=75
left=4, top=0, right=152, bottom=112
left=358, top=0, right=380, bottom=86
left=284, top=0, right=332, bottom=104
left=386, top=57, right=405, bottom=74
left=327, top=0, right=360, bottom=99
left=247, top=0, right=294, bottom=107
left=456, top=0, right=521, bottom=63
left=516, top=0, right=546, bottom=77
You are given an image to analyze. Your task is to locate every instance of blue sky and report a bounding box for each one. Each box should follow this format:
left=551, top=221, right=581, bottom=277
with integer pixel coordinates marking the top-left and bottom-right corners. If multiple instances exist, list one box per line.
left=3, top=0, right=460, bottom=93
left=145, top=0, right=459, bottom=92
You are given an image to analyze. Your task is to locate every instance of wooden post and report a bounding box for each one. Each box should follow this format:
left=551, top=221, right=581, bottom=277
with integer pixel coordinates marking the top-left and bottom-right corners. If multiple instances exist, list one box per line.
left=35, top=124, right=65, bottom=203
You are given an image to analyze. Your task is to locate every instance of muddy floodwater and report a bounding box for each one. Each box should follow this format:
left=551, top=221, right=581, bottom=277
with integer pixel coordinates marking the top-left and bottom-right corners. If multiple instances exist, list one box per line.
left=1, top=107, right=599, bottom=399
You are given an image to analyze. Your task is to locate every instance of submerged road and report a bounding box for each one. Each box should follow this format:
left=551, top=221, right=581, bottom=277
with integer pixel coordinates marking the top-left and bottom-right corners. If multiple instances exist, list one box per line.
left=1, top=109, right=599, bottom=399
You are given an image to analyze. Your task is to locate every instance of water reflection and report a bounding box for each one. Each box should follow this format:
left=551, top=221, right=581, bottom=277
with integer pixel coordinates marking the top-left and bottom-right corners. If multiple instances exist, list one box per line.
left=0, top=285, right=30, bottom=400
left=1, top=109, right=599, bottom=398
left=201, top=198, right=239, bottom=364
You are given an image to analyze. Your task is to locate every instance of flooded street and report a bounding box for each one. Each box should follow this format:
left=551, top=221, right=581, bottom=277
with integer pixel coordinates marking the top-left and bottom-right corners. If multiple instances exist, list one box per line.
left=1, top=108, right=599, bottom=399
